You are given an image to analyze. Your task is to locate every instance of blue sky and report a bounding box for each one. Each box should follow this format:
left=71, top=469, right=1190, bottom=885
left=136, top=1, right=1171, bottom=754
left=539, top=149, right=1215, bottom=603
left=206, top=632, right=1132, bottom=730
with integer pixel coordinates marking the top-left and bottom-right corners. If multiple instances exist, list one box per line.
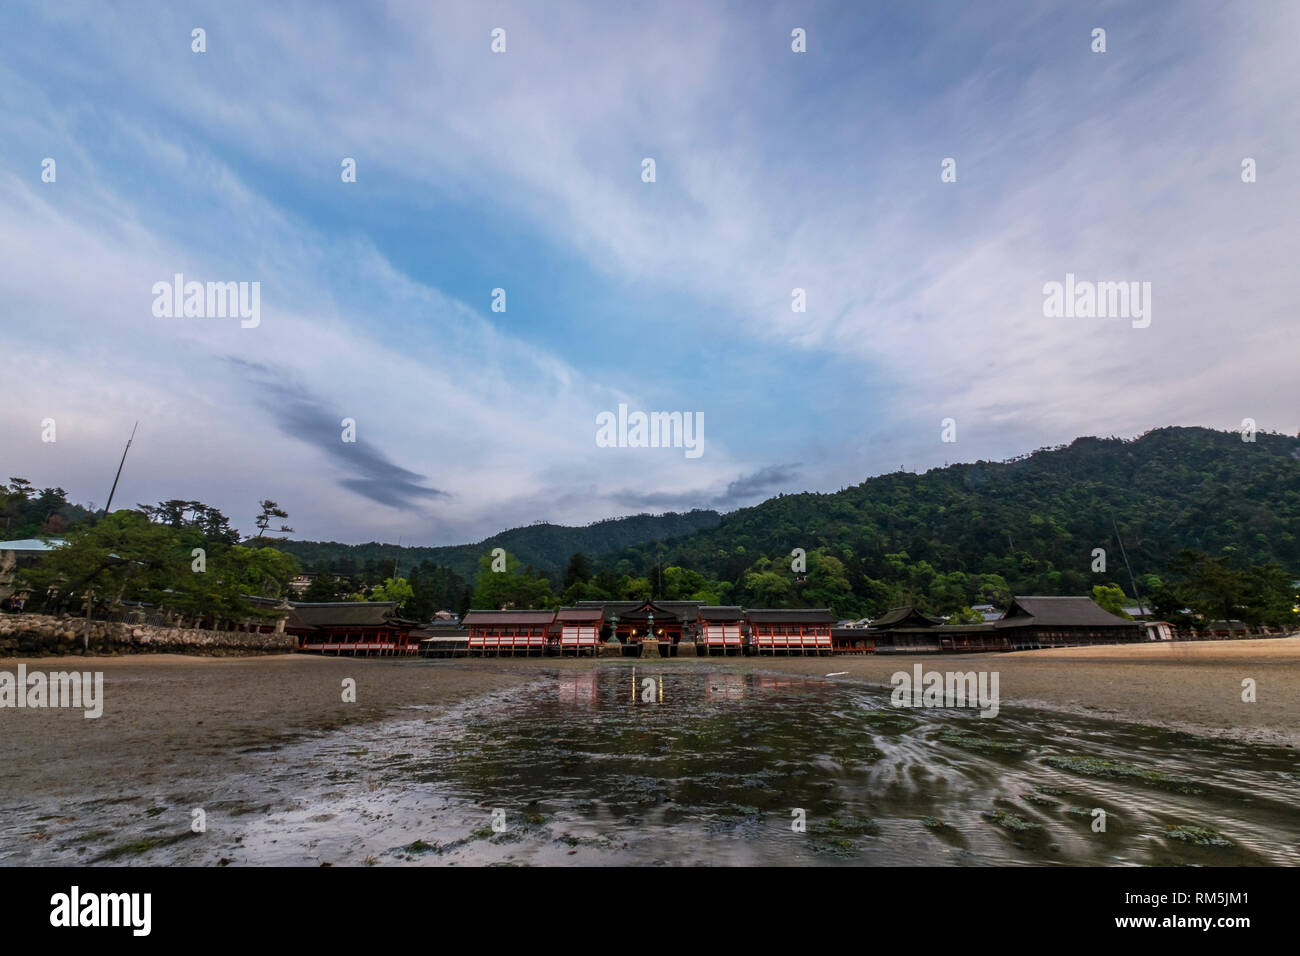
left=1, top=1, right=1297, bottom=545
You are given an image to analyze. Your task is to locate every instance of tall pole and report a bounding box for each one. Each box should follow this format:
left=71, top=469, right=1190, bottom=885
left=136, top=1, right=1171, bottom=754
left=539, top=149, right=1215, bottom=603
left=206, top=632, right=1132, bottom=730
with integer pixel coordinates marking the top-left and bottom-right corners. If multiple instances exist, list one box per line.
left=1111, top=513, right=1145, bottom=615
left=103, top=421, right=139, bottom=514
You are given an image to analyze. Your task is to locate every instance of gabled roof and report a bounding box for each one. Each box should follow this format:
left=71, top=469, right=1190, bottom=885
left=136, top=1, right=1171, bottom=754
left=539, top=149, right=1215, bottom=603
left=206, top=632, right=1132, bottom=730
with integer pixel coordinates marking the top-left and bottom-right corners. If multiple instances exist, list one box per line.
left=616, top=599, right=702, bottom=622
left=462, top=609, right=557, bottom=625
left=870, top=606, right=942, bottom=629
left=994, top=596, right=1137, bottom=629
left=287, top=601, right=419, bottom=629
left=556, top=607, right=605, bottom=623
left=745, top=608, right=836, bottom=624
left=699, top=605, right=744, bottom=621
left=576, top=599, right=704, bottom=622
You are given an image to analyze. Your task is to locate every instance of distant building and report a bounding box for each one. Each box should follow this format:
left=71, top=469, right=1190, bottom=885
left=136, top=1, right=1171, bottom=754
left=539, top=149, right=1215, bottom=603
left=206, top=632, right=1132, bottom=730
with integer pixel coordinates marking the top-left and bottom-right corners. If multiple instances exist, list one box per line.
left=287, top=571, right=349, bottom=595
left=860, top=597, right=1142, bottom=653
left=1142, top=620, right=1175, bottom=641
left=287, top=601, right=421, bottom=655
left=992, top=597, right=1143, bottom=649
left=0, top=538, right=65, bottom=605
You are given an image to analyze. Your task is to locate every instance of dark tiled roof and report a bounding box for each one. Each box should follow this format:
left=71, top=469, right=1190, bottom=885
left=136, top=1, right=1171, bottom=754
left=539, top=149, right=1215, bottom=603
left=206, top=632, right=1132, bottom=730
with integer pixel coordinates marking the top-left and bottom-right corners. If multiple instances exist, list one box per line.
left=462, top=610, right=557, bottom=625
left=994, top=596, right=1137, bottom=629
left=831, top=627, right=875, bottom=639
left=287, top=601, right=418, bottom=629
left=557, top=607, right=605, bottom=623
left=699, top=606, right=744, bottom=621
left=579, top=600, right=705, bottom=622
left=413, top=627, right=468, bottom=640
left=870, top=606, right=942, bottom=629
left=745, top=608, right=836, bottom=624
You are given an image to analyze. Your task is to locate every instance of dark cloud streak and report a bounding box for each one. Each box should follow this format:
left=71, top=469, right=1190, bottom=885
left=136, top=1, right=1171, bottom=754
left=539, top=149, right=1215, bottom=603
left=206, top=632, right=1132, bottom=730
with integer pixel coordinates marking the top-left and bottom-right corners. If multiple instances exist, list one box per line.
left=227, top=358, right=446, bottom=510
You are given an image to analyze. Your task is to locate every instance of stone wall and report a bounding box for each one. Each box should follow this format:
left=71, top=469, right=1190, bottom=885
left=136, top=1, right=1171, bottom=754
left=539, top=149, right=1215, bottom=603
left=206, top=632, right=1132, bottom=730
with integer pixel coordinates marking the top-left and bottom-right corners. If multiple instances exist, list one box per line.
left=0, top=613, right=296, bottom=657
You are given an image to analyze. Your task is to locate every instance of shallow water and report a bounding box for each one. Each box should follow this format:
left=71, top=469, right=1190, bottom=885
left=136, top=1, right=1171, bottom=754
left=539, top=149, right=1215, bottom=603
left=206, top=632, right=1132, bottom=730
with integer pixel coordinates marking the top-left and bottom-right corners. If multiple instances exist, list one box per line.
left=4, top=663, right=1298, bottom=865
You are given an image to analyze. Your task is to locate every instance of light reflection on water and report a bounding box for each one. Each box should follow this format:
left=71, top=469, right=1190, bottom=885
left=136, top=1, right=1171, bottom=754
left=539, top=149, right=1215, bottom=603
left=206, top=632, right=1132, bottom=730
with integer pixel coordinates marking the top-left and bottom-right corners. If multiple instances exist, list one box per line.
left=4, top=664, right=1298, bottom=866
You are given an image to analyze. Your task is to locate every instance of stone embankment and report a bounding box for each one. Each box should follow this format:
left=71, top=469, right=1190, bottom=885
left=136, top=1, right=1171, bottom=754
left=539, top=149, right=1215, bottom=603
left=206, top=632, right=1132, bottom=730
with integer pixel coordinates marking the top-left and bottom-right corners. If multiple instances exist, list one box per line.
left=0, top=613, right=295, bottom=657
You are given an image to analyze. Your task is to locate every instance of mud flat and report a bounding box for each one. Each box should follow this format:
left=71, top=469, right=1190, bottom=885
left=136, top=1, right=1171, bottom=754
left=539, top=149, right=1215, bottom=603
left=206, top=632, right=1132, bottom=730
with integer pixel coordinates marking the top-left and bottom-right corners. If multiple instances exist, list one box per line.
left=751, top=636, right=1300, bottom=748
left=3, top=638, right=1296, bottom=804
left=3, top=655, right=1297, bottom=867
left=0, top=654, right=540, bottom=797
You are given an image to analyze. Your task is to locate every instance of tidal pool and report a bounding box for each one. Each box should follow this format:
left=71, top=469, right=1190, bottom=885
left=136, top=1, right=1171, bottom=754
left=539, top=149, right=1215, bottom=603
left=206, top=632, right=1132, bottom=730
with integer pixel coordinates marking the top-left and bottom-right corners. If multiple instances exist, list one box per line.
left=5, top=663, right=1298, bottom=866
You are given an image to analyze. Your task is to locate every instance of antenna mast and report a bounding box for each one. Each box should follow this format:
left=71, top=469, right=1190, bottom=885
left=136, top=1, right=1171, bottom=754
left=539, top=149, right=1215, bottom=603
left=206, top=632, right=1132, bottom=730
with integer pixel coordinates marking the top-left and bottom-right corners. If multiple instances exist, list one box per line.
left=1111, top=513, right=1145, bottom=615
left=103, top=421, right=139, bottom=514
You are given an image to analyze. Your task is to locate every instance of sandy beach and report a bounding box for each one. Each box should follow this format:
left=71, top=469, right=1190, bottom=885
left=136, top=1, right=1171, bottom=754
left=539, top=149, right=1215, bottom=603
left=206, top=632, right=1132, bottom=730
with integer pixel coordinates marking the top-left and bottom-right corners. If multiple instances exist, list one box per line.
left=2, top=638, right=1297, bottom=800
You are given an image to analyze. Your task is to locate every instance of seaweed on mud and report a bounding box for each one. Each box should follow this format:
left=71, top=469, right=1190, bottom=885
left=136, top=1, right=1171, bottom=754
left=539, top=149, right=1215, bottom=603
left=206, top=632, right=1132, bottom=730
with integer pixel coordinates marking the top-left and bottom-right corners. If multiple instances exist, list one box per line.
left=1163, top=825, right=1232, bottom=847
left=937, top=732, right=1027, bottom=755
left=982, top=810, right=1043, bottom=833
left=807, top=815, right=880, bottom=856
left=92, top=831, right=197, bottom=862
left=1021, top=792, right=1060, bottom=808
left=401, top=839, right=438, bottom=854
left=1042, top=755, right=1203, bottom=795
left=922, top=816, right=953, bottom=831
left=858, top=709, right=918, bottom=732
left=809, top=837, right=858, bottom=857
left=1033, top=784, right=1070, bottom=797
left=823, top=816, right=881, bottom=837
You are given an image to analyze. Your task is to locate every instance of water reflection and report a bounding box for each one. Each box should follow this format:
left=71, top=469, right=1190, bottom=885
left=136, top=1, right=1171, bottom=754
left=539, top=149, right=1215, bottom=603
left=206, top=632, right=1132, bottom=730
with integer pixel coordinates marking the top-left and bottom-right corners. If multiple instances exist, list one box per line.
left=5, top=665, right=1297, bottom=866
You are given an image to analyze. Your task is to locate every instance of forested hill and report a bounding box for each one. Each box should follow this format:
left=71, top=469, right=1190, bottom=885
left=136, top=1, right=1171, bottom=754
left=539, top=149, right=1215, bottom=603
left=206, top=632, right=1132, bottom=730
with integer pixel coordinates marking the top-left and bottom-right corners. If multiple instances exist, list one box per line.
left=596, top=426, right=1300, bottom=609
left=267, top=509, right=722, bottom=580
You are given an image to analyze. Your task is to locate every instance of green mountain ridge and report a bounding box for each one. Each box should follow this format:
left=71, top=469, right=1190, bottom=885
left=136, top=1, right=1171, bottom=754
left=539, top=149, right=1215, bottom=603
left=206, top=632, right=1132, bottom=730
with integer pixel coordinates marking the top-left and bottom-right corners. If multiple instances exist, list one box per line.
left=265, top=509, right=722, bottom=581
left=596, top=425, right=1299, bottom=614
left=273, top=427, right=1298, bottom=620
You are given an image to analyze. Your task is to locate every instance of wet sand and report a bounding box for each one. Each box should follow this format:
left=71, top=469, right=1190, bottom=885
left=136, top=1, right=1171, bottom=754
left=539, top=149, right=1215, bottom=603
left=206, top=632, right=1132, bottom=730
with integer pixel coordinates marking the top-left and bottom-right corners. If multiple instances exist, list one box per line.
left=0, top=655, right=538, bottom=798
left=746, top=637, right=1300, bottom=748
left=2, top=637, right=1296, bottom=801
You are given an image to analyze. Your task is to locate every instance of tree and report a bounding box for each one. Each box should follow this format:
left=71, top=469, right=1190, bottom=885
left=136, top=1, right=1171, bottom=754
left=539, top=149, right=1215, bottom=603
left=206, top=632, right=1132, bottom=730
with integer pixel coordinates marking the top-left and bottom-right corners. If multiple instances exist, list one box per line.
left=563, top=552, right=592, bottom=591
left=139, top=499, right=239, bottom=545
left=371, top=576, right=415, bottom=613
left=947, top=606, right=985, bottom=625
left=1091, top=584, right=1132, bottom=619
left=21, top=510, right=297, bottom=629
left=23, top=511, right=181, bottom=612
left=470, top=554, right=556, bottom=609
left=254, top=500, right=293, bottom=540
left=302, top=573, right=352, bottom=603
left=743, top=569, right=791, bottom=607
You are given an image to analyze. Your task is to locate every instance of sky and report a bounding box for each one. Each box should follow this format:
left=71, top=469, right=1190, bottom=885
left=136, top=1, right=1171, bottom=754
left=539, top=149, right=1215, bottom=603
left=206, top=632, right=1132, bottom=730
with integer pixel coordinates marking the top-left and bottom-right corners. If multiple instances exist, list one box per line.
left=1, top=0, right=1297, bottom=545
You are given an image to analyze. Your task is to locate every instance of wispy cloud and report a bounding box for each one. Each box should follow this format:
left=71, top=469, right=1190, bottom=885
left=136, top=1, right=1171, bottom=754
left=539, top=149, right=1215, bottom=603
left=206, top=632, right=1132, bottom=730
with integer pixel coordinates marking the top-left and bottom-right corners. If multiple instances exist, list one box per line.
left=229, top=359, right=446, bottom=510
left=1, top=1, right=1296, bottom=544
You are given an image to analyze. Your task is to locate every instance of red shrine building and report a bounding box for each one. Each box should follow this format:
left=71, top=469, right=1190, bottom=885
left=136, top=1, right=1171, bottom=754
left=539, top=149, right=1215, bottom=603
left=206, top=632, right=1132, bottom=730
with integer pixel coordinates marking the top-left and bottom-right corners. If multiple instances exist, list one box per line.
left=288, top=595, right=1140, bottom=659
left=287, top=601, right=422, bottom=655
left=456, top=601, right=840, bottom=657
